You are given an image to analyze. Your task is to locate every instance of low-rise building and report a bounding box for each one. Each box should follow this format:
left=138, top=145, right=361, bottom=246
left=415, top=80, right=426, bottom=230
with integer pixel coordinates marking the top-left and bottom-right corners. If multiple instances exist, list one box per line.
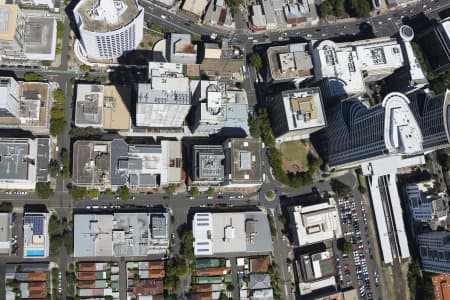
left=74, top=84, right=132, bottom=131
left=193, top=211, right=273, bottom=256
left=200, top=40, right=245, bottom=79
left=73, top=139, right=182, bottom=190
left=23, top=210, right=50, bottom=258
left=0, top=77, right=52, bottom=134
left=0, top=213, right=11, bottom=255
left=432, top=274, right=450, bottom=300
left=0, top=138, right=50, bottom=189
left=168, top=33, right=197, bottom=64
left=288, top=197, right=342, bottom=247
left=74, top=212, right=170, bottom=257
left=5, top=263, right=50, bottom=299
left=405, top=180, right=448, bottom=223
left=297, top=248, right=337, bottom=295
left=181, top=0, right=209, bottom=20
left=191, top=81, right=249, bottom=135
left=223, top=138, right=263, bottom=187
left=268, top=87, right=326, bottom=142
left=250, top=5, right=267, bottom=31
left=267, top=43, right=314, bottom=83
left=203, top=0, right=234, bottom=28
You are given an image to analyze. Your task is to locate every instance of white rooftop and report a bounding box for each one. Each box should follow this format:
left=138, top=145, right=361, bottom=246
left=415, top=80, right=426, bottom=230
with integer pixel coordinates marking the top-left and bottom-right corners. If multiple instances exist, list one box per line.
left=314, top=40, right=365, bottom=96
left=382, top=92, right=423, bottom=154
left=193, top=211, right=273, bottom=256
left=292, top=198, right=342, bottom=246
left=362, top=155, right=423, bottom=264
left=355, top=40, right=404, bottom=72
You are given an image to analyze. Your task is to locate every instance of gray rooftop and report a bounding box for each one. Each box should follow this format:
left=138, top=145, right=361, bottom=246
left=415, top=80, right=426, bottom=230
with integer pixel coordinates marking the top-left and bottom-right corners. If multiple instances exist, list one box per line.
left=137, top=83, right=190, bottom=105
left=110, top=139, right=128, bottom=186
left=249, top=273, right=271, bottom=290
left=36, top=138, right=49, bottom=183
left=0, top=213, right=10, bottom=254
left=193, top=145, right=225, bottom=181
left=223, top=138, right=263, bottom=184
left=0, top=141, right=28, bottom=180
left=23, top=16, right=56, bottom=56
left=73, top=140, right=111, bottom=187
left=113, top=212, right=150, bottom=256
left=73, top=214, right=96, bottom=257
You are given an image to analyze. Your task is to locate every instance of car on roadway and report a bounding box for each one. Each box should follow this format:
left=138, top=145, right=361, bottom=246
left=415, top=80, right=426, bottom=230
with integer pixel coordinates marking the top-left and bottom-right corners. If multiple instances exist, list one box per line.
left=207, top=196, right=214, bottom=200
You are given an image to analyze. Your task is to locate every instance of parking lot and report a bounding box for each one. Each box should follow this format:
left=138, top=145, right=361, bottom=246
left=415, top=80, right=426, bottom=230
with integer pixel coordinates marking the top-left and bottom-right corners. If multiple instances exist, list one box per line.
left=337, top=195, right=381, bottom=300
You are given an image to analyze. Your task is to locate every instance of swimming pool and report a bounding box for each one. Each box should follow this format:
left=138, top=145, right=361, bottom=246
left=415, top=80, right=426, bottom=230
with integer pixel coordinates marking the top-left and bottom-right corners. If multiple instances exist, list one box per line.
left=26, top=249, right=45, bottom=257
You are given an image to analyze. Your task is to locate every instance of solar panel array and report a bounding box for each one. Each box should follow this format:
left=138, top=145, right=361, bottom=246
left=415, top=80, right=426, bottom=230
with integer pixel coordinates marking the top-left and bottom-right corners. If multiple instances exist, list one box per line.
left=24, top=215, right=44, bottom=235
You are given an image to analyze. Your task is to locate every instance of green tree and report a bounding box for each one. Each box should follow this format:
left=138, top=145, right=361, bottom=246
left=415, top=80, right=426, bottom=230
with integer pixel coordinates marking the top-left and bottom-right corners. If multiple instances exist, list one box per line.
left=249, top=53, right=262, bottom=70
left=318, top=2, right=332, bottom=19
left=63, top=231, right=73, bottom=255
left=225, top=0, right=243, bottom=13
left=117, top=186, right=129, bottom=200
left=189, top=186, right=199, bottom=197
left=180, top=231, right=195, bottom=260
left=57, top=21, right=65, bottom=39
left=50, top=117, right=67, bottom=136
left=53, top=89, right=66, bottom=103
left=104, top=188, right=113, bottom=197
left=48, top=214, right=61, bottom=237
left=330, top=178, right=352, bottom=197
left=79, top=65, right=90, bottom=72
left=49, top=234, right=63, bottom=258
left=41, top=60, right=52, bottom=66
left=69, top=187, right=87, bottom=201
left=24, top=72, right=45, bottom=81
left=343, top=240, right=353, bottom=255
left=205, top=187, right=215, bottom=196
left=335, top=0, right=346, bottom=17
left=437, top=150, right=450, bottom=171
left=49, top=159, right=60, bottom=177
left=69, top=127, right=103, bottom=138
left=348, top=0, right=370, bottom=18
left=266, top=190, right=275, bottom=199
left=36, top=182, right=54, bottom=199
left=88, top=189, right=100, bottom=199
left=165, top=185, right=176, bottom=195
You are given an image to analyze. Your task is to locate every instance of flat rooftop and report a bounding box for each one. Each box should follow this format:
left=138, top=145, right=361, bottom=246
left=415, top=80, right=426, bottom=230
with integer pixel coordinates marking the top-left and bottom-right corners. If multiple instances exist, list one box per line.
left=225, top=138, right=262, bottom=184
left=193, top=211, right=273, bottom=256
left=74, top=212, right=169, bottom=257
left=23, top=17, right=56, bottom=56
left=19, top=82, right=50, bottom=129
left=267, top=44, right=313, bottom=80
left=103, top=85, right=131, bottom=130
left=282, top=88, right=326, bottom=131
left=74, top=0, right=142, bottom=33
left=73, top=140, right=111, bottom=187
left=0, top=213, right=11, bottom=254
left=0, top=141, right=29, bottom=180
left=0, top=4, right=18, bottom=41
left=292, top=199, right=342, bottom=246
left=193, top=145, right=225, bottom=181
left=75, top=84, right=104, bottom=127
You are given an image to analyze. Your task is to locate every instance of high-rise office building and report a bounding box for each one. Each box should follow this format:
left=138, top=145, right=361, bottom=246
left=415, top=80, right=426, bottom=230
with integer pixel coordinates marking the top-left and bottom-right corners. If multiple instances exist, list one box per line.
left=417, top=231, right=450, bottom=275
left=73, top=0, right=144, bottom=59
left=324, top=90, right=450, bottom=169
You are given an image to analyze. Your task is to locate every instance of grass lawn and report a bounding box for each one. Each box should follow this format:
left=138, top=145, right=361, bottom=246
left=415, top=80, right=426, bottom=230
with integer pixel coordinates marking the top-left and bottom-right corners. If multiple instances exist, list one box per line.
left=280, top=141, right=309, bottom=166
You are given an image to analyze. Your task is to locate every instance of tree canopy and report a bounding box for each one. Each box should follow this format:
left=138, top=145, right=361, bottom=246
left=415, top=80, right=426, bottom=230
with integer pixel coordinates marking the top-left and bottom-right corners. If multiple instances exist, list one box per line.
left=69, top=187, right=87, bottom=201
left=249, top=53, right=263, bottom=70
left=36, top=182, right=54, bottom=199
left=24, top=72, right=45, bottom=81
left=189, top=186, right=199, bottom=197
left=117, top=186, right=129, bottom=200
